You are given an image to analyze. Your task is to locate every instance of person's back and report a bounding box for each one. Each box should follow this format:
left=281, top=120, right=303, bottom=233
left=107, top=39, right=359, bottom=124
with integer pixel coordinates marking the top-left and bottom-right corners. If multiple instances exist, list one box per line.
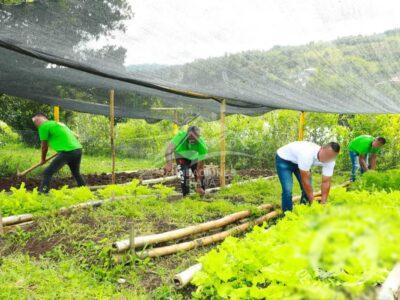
left=32, top=114, right=85, bottom=193
left=38, top=121, right=81, bottom=152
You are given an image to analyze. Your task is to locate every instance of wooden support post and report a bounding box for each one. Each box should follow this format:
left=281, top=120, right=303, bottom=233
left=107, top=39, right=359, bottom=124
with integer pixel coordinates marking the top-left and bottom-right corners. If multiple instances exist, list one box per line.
left=109, top=89, right=116, bottom=185
left=173, top=110, right=179, bottom=135
left=0, top=211, right=4, bottom=236
left=54, top=106, right=60, bottom=122
left=298, top=111, right=305, bottom=141
left=220, top=99, right=226, bottom=187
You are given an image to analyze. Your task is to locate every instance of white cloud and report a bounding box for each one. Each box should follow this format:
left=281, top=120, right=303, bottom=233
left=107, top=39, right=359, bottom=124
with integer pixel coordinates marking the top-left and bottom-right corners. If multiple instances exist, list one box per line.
left=91, top=0, right=400, bottom=65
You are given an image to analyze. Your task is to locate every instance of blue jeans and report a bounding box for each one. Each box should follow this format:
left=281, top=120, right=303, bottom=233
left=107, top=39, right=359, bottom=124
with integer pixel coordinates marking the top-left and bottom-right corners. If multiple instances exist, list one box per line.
left=275, top=154, right=309, bottom=212
left=349, top=151, right=367, bottom=181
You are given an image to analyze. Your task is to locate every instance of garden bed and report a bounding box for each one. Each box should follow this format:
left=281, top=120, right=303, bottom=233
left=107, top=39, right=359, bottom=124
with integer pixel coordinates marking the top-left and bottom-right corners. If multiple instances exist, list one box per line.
left=0, top=168, right=274, bottom=191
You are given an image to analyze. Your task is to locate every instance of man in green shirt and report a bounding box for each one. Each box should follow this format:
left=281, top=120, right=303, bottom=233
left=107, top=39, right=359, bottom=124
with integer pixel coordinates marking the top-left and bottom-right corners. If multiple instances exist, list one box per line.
left=164, top=126, right=208, bottom=196
left=348, top=135, right=386, bottom=181
left=32, top=113, right=86, bottom=192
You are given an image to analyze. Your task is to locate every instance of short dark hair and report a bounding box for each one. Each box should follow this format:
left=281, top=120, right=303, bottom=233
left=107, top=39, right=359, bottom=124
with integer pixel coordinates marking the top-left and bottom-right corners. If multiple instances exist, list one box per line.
left=324, top=142, right=341, bottom=153
left=376, top=137, right=386, bottom=145
left=32, top=113, right=48, bottom=119
left=187, top=125, right=201, bottom=136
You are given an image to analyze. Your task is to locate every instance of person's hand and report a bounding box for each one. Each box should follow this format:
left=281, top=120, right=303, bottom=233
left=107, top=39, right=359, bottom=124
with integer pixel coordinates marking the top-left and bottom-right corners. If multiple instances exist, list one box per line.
left=196, top=187, right=205, bottom=196
left=164, top=162, right=173, bottom=174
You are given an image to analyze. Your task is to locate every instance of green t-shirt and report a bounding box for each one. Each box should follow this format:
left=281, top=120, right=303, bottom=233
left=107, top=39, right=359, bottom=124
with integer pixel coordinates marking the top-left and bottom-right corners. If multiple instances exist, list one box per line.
left=171, top=131, right=208, bottom=161
left=348, top=135, right=380, bottom=155
left=38, top=121, right=82, bottom=152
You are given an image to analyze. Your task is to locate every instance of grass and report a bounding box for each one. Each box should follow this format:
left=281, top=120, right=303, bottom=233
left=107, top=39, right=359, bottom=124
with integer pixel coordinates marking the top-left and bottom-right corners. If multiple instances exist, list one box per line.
left=0, top=175, right=347, bottom=299
left=0, top=143, right=157, bottom=178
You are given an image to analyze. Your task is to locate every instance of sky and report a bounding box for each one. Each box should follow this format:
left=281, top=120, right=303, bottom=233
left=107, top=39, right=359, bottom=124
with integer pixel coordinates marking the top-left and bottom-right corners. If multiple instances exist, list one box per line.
left=90, top=0, right=400, bottom=66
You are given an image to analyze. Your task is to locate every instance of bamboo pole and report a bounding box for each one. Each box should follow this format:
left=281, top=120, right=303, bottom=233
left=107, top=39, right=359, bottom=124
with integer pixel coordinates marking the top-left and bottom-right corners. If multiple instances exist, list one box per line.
left=298, top=111, right=305, bottom=141
left=173, top=110, right=179, bottom=135
left=205, top=175, right=277, bottom=194
left=174, top=263, right=202, bottom=288
left=3, top=221, right=34, bottom=233
left=113, top=204, right=274, bottom=252
left=378, top=264, right=400, bottom=300
left=54, top=106, right=60, bottom=122
left=137, top=210, right=280, bottom=258
left=110, top=89, right=116, bottom=185
left=220, top=99, right=226, bottom=187
left=88, top=175, right=179, bottom=191
left=0, top=211, right=3, bottom=235
left=2, top=214, right=33, bottom=226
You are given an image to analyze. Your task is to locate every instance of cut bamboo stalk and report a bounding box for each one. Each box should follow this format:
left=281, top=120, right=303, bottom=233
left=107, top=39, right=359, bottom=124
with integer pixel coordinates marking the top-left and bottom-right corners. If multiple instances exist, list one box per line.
left=137, top=210, right=280, bottom=258
left=88, top=175, right=179, bottom=191
left=113, top=204, right=274, bottom=252
left=205, top=175, right=276, bottom=194
left=378, top=264, right=400, bottom=300
left=0, top=210, right=3, bottom=235
left=2, top=214, right=33, bottom=226
left=174, top=263, right=203, bottom=288
left=142, top=175, right=179, bottom=185
left=3, top=221, right=34, bottom=233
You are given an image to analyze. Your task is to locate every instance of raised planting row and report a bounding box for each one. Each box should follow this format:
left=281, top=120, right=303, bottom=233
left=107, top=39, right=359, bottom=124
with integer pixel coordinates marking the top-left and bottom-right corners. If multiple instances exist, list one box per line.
left=352, top=169, right=400, bottom=192
left=0, top=175, right=347, bottom=299
left=0, top=180, right=169, bottom=218
left=192, top=188, right=400, bottom=299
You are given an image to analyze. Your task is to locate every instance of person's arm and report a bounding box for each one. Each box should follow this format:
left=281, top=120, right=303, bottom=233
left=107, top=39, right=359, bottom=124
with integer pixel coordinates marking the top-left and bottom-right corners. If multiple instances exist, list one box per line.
left=164, top=142, right=176, bottom=173
left=40, top=141, right=49, bottom=164
left=369, top=154, right=377, bottom=170
left=299, top=170, right=314, bottom=203
left=359, top=155, right=369, bottom=172
left=320, top=176, right=332, bottom=204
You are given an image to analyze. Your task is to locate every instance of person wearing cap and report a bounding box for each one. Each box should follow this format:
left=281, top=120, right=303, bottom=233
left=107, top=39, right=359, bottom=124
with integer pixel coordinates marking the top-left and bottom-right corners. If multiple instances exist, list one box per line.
left=32, top=113, right=86, bottom=193
left=164, top=126, right=208, bottom=196
left=275, top=141, right=341, bottom=212
left=348, top=135, right=386, bottom=181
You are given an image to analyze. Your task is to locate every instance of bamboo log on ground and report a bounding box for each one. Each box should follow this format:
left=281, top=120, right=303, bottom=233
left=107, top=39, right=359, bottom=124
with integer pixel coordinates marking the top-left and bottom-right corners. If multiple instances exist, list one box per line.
left=137, top=210, right=280, bottom=258
left=2, top=214, right=33, bottom=226
left=3, top=221, right=35, bottom=233
left=0, top=211, right=3, bottom=235
left=113, top=204, right=274, bottom=252
left=378, top=264, right=400, bottom=300
left=174, top=263, right=203, bottom=288
left=89, top=175, right=179, bottom=191
left=205, top=175, right=277, bottom=194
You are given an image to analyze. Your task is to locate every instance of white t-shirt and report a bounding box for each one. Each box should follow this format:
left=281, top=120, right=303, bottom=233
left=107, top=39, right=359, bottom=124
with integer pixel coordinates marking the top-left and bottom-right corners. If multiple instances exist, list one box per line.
left=277, top=141, right=336, bottom=177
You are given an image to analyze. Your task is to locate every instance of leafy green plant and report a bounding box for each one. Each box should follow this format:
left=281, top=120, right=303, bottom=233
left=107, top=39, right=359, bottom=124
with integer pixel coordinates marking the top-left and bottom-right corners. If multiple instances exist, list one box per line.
left=193, top=188, right=400, bottom=299
left=353, top=169, right=400, bottom=192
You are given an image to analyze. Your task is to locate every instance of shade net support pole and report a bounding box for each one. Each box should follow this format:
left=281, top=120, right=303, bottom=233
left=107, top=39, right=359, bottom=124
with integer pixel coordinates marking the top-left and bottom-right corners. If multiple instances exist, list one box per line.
left=220, top=99, right=226, bottom=187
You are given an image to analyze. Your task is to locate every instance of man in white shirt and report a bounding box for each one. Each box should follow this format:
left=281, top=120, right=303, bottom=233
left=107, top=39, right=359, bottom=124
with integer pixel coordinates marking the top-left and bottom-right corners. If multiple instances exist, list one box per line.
left=275, top=141, right=340, bottom=212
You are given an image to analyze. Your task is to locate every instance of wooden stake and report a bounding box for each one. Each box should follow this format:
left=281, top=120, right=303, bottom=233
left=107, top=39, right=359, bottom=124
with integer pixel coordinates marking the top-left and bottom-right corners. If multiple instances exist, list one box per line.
left=298, top=111, right=305, bottom=141
left=0, top=210, right=4, bottom=235
left=173, top=110, right=179, bottom=135
left=109, top=89, right=116, bottom=185
left=54, top=106, right=60, bottom=122
left=220, top=99, right=226, bottom=187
